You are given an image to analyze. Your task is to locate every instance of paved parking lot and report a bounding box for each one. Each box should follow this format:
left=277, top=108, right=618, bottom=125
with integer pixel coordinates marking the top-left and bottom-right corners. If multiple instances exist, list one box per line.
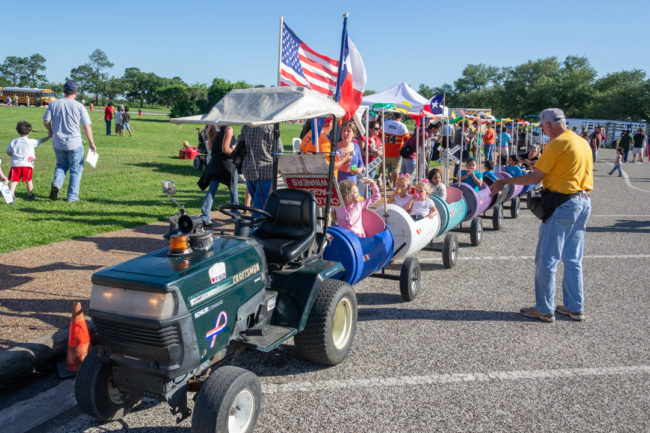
left=37, top=151, right=650, bottom=432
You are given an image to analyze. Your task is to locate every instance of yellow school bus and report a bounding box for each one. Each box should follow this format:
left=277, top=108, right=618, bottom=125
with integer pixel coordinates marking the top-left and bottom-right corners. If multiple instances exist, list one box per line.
left=1, top=87, right=57, bottom=106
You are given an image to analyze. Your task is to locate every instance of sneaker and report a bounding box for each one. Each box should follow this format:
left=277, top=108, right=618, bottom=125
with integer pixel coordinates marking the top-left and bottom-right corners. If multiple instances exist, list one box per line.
left=608, top=172, right=612, bottom=176
left=203, top=220, right=213, bottom=228
left=520, top=307, right=555, bottom=323
left=49, top=184, right=59, bottom=200
left=27, top=193, right=36, bottom=200
left=555, top=305, right=585, bottom=322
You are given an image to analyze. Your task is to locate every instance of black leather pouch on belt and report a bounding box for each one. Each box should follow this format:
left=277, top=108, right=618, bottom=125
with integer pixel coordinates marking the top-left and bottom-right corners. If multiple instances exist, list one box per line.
left=530, top=189, right=584, bottom=221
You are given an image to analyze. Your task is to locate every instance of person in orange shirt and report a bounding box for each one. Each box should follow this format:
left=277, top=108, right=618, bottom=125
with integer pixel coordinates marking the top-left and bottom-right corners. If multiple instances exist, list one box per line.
left=482, top=122, right=496, bottom=163
left=300, top=117, right=350, bottom=176
left=383, top=112, right=410, bottom=189
left=300, top=117, right=333, bottom=154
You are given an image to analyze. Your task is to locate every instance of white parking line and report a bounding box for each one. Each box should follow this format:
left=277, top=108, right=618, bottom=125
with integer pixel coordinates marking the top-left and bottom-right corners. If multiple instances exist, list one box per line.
left=417, top=254, right=650, bottom=262
left=263, top=365, right=650, bottom=394
left=607, top=162, right=650, bottom=193
left=520, top=214, right=650, bottom=218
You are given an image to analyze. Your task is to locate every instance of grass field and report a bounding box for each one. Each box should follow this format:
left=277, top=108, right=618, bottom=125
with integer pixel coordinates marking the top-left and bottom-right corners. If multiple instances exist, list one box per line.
left=0, top=106, right=303, bottom=253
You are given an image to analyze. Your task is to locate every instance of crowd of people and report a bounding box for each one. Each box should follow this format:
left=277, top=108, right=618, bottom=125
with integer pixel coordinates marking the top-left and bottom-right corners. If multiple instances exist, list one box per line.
left=196, top=106, right=614, bottom=324
left=0, top=85, right=642, bottom=327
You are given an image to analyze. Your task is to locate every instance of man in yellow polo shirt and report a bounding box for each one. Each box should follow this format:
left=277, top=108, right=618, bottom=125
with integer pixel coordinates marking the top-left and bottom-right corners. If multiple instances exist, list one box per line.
left=490, top=108, right=592, bottom=323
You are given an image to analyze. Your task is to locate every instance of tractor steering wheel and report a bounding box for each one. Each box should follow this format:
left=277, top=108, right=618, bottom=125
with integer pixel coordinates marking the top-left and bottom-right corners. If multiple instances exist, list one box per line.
left=218, top=204, right=272, bottom=228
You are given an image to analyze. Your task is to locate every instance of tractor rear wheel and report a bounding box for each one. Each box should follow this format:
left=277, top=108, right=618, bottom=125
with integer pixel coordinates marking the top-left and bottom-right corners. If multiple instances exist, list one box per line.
left=294, top=279, right=357, bottom=366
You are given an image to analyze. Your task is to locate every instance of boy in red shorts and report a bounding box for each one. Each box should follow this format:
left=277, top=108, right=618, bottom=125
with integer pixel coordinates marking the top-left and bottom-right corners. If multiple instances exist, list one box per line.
left=6, top=121, right=50, bottom=200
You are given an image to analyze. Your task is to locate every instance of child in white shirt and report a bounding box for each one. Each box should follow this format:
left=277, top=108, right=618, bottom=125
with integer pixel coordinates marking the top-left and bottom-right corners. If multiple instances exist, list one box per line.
left=6, top=121, right=50, bottom=200
left=388, top=173, right=412, bottom=209
left=407, top=181, right=437, bottom=220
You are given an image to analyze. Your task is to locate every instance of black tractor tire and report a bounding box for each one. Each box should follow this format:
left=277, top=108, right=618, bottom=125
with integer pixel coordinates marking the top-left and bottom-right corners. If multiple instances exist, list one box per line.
left=492, top=205, right=504, bottom=231
left=442, top=232, right=458, bottom=269
left=75, top=347, right=140, bottom=422
left=470, top=217, right=483, bottom=246
left=193, top=155, right=203, bottom=170
left=510, top=196, right=520, bottom=219
left=294, top=279, right=357, bottom=366
left=192, top=366, right=261, bottom=433
left=399, top=256, right=421, bottom=302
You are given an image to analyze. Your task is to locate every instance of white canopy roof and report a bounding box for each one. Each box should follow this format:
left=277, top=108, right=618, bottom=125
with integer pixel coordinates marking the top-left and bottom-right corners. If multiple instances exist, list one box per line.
left=361, top=82, right=430, bottom=114
left=170, top=87, right=346, bottom=126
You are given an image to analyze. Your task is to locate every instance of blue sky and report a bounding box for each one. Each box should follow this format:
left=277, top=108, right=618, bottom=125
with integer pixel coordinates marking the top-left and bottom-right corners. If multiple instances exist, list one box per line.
left=2, top=0, right=648, bottom=92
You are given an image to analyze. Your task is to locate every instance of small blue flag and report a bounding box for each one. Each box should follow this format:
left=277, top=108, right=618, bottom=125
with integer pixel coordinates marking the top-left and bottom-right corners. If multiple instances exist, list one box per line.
left=429, top=94, right=444, bottom=115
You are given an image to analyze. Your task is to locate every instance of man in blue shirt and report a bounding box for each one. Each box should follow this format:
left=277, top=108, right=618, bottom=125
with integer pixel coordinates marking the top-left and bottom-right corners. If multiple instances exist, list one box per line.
left=498, top=128, right=512, bottom=157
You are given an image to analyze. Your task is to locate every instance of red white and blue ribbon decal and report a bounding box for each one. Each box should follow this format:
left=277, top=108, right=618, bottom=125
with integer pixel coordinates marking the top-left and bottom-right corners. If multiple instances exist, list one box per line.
left=205, top=311, right=228, bottom=348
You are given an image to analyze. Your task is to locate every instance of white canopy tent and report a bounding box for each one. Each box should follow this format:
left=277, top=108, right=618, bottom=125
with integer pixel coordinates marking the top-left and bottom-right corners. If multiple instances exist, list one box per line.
left=361, top=82, right=431, bottom=114
left=170, top=87, right=345, bottom=126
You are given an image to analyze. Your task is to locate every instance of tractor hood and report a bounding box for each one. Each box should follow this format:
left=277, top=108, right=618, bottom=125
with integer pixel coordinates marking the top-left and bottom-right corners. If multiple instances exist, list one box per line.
left=91, top=236, right=266, bottom=296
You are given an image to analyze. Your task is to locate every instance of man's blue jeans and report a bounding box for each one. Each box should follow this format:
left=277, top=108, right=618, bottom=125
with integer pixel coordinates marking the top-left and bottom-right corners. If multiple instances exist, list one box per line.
left=534, top=196, right=591, bottom=314
left=246, top=179, right=272, bottom=212
left=53, top=146, right=85, bottom=202
left=484, top=144, right=494, bottom=163
left=105, top=119, right=111, bottom=136
left=201, top=169, right=239, bottom=224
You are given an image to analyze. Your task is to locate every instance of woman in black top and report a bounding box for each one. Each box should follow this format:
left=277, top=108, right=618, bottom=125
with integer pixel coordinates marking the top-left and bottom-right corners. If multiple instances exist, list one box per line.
left=200, top=125, right=239, bottom=227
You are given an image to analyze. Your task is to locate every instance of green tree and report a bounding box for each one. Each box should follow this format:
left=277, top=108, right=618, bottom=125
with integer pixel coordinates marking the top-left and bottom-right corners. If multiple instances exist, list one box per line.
left=157, top=84, right=188, bottom=108
left=501, top=57, right=563, bottom=118
left=1, top=56, right=28, bottom=86
left=123, top=67, right=146, bottom=107
left=104, top=77, right=126, bottom=101
left=453, top=64, right=501, bottom=94
left=554, top=56, right=597, bottom=117
left=169, top=85, right=209, bottom=117
left=589, top=70, right=650, bottom=121
left=88, top=49, right=114, bottom=104
left=68, top=64, right=94, bottom=100
left=25, top=53, right=47, bottom=87
left=207, top=78, right=250, bottom=108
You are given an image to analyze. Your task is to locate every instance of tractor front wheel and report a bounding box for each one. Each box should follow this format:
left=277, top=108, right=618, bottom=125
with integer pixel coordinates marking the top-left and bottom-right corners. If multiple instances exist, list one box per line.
left=75, top=347, right=140, bottom=422
left=192, top=366, right=261, bottom=433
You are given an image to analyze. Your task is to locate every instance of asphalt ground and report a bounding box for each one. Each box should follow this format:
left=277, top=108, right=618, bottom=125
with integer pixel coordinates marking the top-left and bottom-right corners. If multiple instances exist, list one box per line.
left=8, top=148, right=650, bottom=432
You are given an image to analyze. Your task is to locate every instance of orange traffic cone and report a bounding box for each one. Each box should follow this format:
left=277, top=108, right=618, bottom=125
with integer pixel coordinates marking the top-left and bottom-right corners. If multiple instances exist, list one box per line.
left=58, top=302, right=91, bottom=377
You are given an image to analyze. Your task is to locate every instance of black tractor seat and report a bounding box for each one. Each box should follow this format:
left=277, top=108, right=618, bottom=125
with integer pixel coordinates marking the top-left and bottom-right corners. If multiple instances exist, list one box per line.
left=251, top=189, right=317, bottom=266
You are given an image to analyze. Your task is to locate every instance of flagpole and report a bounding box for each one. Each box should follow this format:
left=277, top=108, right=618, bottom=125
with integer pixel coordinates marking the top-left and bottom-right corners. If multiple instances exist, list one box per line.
left=333, top=12, right=349, bottom=102
left=277, top=16, right=284, bottom=87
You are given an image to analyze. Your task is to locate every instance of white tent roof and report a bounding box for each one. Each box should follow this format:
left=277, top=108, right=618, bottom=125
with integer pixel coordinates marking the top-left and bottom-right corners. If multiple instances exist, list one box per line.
left=361, top=82, right=430, bottom=114
left=170, top=87, right=346, bottom=126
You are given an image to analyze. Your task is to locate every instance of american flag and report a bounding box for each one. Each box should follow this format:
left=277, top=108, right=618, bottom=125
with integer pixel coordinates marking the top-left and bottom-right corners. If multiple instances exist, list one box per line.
left=280, top=22, right=339, bottom=97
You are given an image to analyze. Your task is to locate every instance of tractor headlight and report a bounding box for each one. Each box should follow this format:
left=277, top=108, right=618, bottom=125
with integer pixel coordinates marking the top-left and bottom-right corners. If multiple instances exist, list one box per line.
left=90, top=285, right=176, bottom=320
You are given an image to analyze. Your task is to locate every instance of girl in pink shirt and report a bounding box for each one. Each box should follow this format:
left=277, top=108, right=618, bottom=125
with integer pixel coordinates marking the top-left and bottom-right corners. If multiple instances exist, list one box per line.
left=334, top=177, right=380, bottom=237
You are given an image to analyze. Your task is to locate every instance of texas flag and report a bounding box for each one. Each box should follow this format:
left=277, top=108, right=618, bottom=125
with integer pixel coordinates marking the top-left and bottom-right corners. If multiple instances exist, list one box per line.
left=334, top=25, right=366, bottom=120
left=428, top=94, right=444, bottom=115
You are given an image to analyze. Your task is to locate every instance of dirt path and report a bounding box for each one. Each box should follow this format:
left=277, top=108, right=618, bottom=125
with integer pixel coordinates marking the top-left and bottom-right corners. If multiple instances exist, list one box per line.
left=0, top=214, right=234, bottom=350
